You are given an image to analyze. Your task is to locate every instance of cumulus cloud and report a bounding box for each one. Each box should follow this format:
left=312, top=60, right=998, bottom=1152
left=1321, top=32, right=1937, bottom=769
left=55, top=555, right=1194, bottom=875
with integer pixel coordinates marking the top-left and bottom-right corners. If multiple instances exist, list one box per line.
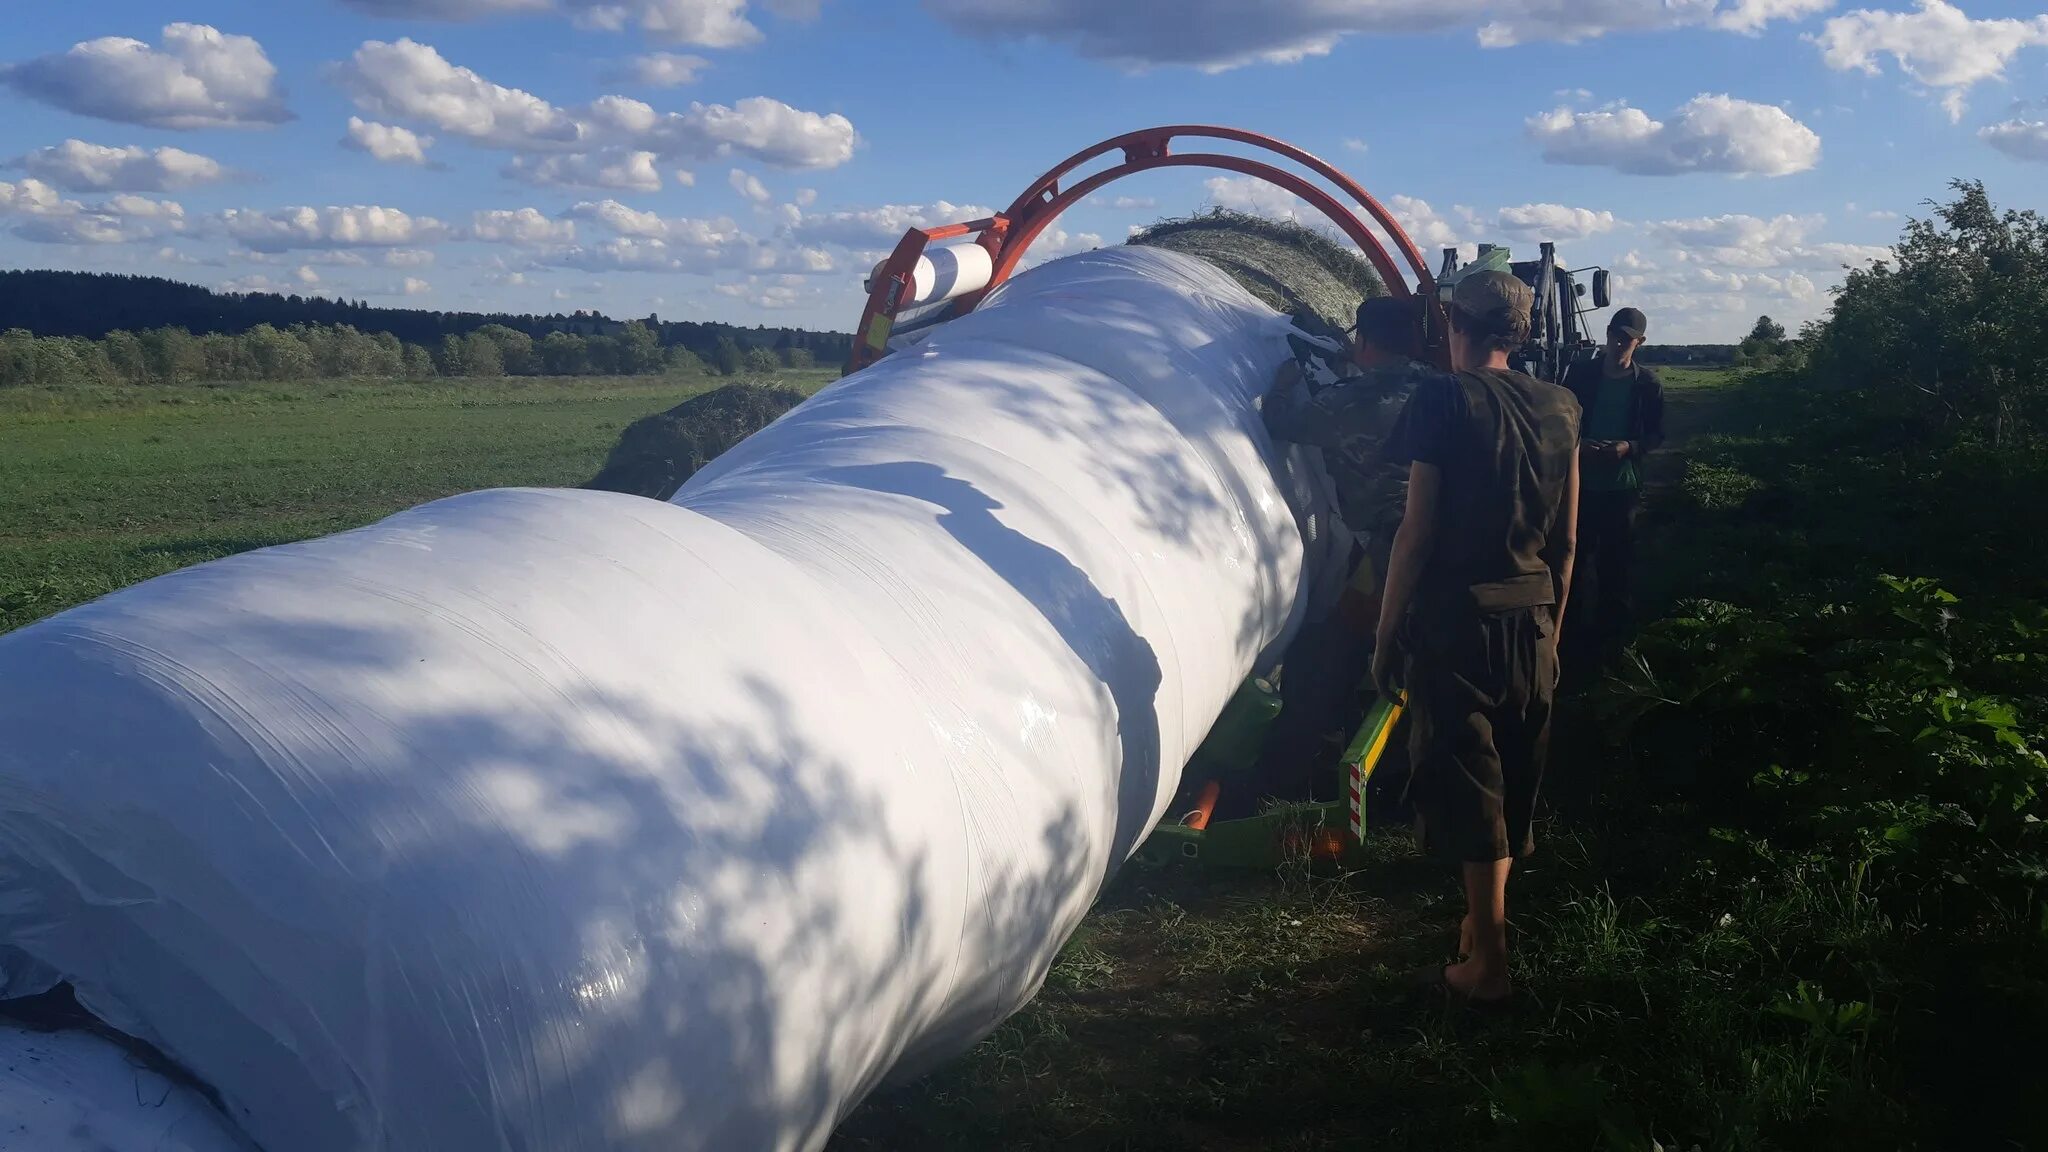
left=714, top=277, right=802, bottom=309
left=0, top=23, right=290, bottom=129
left=1650, top=213, right=1893, bottom=271
left=1981, top=115, right=2048, bottom=161
left=16, top=140, right=228, bottom=192
left=1814, top=1, right=2048, bottom=121
left=336, top=39, right=582, bottom=150
left=469, top=207, right=578, bottom=245
left=219, top=205, right=450, bottom=251
left=335, top=39, right=858, bottom=168
left=343, top=117, right=435, bottom=165
left=785, top=200, right=995, bottom=249
left=505, top=150, right=664, bottom=191
left=925, top=0, right=1830, bottom=71
left=1493, top=202, right=1619, bottom=240
left=1386, top=195, right=1464, bottom=251
left=729, top=168, right=772, bottom=203
left=1528, top=94, right=1821, bottom=176
left=402, top=276, right=432, bottom=295
left=0, top=177, right=188, bottom=244
left=1203, top=174, right=1314, bottom=220
left=625, top=52, right=709, bottom=86
left=340, top=0, right=803, bottom=47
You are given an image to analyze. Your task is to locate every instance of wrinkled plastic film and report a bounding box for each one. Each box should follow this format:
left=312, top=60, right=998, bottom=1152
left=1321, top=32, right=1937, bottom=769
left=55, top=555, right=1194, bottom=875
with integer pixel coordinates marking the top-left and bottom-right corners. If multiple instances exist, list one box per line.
left=0, top=247, right=1337, bottom=1150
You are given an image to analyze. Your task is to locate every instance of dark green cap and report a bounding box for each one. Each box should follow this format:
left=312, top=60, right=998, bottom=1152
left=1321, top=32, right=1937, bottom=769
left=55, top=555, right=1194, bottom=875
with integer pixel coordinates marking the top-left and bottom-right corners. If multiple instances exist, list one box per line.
left=1609, top=307, right=1647, bottom=339
left=1451, top=270, right=1533, bottom=326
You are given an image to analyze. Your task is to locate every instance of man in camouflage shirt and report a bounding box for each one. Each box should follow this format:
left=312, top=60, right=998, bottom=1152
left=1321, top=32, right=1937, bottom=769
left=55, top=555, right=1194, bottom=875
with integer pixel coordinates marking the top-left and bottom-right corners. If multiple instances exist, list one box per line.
left=1264, top=295, right=1449, bottom=600
left=1249, top=296, right=1450, bottom=804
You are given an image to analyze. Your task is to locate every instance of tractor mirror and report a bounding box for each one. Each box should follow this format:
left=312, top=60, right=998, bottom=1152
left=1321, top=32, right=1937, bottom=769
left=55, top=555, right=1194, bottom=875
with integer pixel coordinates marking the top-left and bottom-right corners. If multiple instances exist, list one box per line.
left=1592, top=270, right=1612, bottom=309
left=1574, top=283, right=1587, bottom=298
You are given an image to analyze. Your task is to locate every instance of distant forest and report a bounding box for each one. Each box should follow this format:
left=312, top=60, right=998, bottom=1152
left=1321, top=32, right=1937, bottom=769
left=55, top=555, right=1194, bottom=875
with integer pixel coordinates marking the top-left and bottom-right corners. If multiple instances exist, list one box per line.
left=0, top=270, right=853, bottom=364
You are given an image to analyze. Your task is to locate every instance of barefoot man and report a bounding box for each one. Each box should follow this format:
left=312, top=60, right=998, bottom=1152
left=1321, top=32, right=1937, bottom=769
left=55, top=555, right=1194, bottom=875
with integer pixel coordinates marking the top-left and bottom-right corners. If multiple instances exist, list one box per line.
left=1372, top=270, right=1581, bottom=1002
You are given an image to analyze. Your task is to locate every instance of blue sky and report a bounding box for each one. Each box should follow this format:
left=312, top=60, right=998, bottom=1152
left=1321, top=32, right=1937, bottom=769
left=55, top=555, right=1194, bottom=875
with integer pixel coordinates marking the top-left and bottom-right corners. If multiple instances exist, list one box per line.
left=2, top=1, right=2044, bottom=341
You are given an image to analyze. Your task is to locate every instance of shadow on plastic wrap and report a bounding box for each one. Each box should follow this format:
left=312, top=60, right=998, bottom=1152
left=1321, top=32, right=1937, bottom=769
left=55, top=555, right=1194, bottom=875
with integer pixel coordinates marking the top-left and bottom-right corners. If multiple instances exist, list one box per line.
left=0, top=596, right=1094, bottom=1152
left=816, top=461, right=1164, bottom=873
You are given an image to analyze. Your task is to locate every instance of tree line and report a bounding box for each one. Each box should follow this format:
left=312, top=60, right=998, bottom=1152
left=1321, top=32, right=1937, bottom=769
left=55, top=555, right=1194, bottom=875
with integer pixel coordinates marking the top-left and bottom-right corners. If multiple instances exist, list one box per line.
left=0, top=270, right=853, bottom=366
left=0, top=320, right=817, bottom=388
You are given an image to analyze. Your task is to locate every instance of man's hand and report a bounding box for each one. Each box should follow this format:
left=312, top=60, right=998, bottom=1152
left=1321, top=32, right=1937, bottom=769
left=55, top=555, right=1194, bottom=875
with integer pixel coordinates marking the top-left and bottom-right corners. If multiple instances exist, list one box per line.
left=1371, top=635, right=1405, bottom=702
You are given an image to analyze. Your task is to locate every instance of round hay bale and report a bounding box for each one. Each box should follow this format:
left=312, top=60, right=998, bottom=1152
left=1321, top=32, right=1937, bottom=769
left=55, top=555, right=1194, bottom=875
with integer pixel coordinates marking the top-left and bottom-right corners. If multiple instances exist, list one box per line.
left=587, top=383, right=809, bottom=500
left=1126, top=209, right=1386, bottom=333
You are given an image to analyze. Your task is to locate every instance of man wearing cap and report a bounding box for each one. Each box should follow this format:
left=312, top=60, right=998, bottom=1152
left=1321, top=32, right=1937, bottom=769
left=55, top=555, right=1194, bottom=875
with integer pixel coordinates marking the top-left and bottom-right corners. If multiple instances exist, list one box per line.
left=1257, top=295, right=1448, bottom=802
left=1373, top=270, right=1581, bottom=1003
left=1561, top=307, right=1664, bottom=671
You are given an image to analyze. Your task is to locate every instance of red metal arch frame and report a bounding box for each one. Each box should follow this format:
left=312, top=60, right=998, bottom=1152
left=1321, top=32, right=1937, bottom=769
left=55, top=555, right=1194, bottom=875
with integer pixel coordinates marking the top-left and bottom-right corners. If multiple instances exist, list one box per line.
left=847, top=125, right=1440, bottom=373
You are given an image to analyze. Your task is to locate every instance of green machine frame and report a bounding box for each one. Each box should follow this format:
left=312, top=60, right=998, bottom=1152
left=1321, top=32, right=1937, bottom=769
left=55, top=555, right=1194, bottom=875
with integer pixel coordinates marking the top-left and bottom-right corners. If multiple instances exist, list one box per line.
left=1134, top=683, right=1405, bottom=871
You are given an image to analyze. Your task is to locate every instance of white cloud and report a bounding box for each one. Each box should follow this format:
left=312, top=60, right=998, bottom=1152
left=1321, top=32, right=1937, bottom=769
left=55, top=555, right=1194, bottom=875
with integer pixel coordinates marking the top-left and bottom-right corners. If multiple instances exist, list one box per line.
left=1713, top=0, right=1836, bottom=35
left=675, top=168, right=698, bottom=186
left=1091, top=194, right=1158, bottom=210
left=1493, top=202, right=1619, bottom=240
left=562, top=0, right=763, bottom=46
left=1020, top=228, right=1105, bottom=267
left=785, top=200, right=995, bottom=248
left=626, top=52, right=709, bottom=86
left=343, top=117, right=435, bottom=166
left=669, top=96, right=858, bottom=168
left=219, top=205, right=450, bottom=251
left=1528, top=94, right=1821, bottom=176
left=1650, top=213, right=1894, bottom=272
left=1386, top=195, right=1464, bottom=251
left=925, top=0, right=1830, bottom=71
left=505, top=150, right=664, bottom=190
left=729, top=168, right=772, bottom=203
left=338, top=0, right=552, bottom=16
left=339, top=0, right=769, bottom=46
left=17, top=140, right=228, bottom=192
left=714, top=277, right=802, bottom=309
left=1201, top=177, right=1468, bottom=258
left=0, top=177, right=187, bottom=244
left=469, top=207, right=578, bottom=245
left=1981, top=116, right=2048, bottom=162
left=383, top=249, right=437, bottom=267
left=402, top=276, right=432, bottom=296
left=0, top=23, right=290, bottom=129
left=1342, top=138, right=1369, bottom=153
left=335, top=39, right=858, bottom=167
left=1814, top=1, right=2048, bottom=121
left=336, top=39, right=583, bottom=150
left=294, top=265, right=321, bottom=285
left=1203, top=175, right=1313, bottom=220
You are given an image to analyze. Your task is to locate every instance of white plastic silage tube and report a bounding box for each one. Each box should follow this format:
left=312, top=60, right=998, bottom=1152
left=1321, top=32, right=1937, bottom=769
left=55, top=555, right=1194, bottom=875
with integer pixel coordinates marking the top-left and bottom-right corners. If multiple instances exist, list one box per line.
left=0, top=246, right=1338, bottom=1151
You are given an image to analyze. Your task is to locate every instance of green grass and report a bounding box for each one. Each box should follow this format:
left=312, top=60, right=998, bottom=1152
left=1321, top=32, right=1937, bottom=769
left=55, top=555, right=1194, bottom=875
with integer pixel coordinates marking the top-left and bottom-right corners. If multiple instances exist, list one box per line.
left=5, top=361, right=2032, bottom=1150
left=0, top=371, right=836, bottom=632
left=1657, top=364, right=1743, bottom=392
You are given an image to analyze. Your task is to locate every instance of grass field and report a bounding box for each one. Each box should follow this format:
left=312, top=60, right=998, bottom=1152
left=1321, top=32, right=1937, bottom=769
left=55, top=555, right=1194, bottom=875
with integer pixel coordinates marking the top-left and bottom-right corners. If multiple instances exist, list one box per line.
left=0, top=371, right=837, bottom=633
left=17, top=361, right=1975, bottom=1151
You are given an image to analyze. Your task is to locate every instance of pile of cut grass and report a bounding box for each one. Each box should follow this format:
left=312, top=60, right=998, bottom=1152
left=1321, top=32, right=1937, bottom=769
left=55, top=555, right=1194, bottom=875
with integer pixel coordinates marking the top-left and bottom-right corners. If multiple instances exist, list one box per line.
left=1127, top=209, right=1386, bottom=332
left=585, top=381, right=812, bottom=500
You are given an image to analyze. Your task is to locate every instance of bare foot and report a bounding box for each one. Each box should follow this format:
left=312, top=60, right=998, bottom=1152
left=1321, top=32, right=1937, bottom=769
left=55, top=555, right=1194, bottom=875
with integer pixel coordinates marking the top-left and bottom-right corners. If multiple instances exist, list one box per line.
left=1442, top=958, right=1512, bottom=1002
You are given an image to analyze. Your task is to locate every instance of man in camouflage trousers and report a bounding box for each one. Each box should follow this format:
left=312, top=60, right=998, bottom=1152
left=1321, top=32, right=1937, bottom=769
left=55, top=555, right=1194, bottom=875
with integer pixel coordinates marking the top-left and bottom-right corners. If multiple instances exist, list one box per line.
left=1251, top=296, right=1451, bottom=803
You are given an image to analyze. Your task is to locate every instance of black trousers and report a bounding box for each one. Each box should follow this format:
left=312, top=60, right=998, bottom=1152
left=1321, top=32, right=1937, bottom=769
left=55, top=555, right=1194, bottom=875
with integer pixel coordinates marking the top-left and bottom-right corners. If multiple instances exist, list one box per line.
left=1402, top=605, right=1557, bottom=863
left=1575, top=487, right=1640, bottom=655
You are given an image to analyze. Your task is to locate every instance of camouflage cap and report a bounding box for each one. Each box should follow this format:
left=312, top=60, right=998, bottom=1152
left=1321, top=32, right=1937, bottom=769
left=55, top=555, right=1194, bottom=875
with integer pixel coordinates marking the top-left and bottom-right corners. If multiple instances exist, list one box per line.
left=1451, top=269, right=1534, bottom=325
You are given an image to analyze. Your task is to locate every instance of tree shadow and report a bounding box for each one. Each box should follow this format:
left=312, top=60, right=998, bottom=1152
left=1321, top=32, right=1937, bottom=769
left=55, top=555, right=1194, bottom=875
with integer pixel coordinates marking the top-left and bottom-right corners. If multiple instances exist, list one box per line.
left=0, top=491, right=1097, bottom=1152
